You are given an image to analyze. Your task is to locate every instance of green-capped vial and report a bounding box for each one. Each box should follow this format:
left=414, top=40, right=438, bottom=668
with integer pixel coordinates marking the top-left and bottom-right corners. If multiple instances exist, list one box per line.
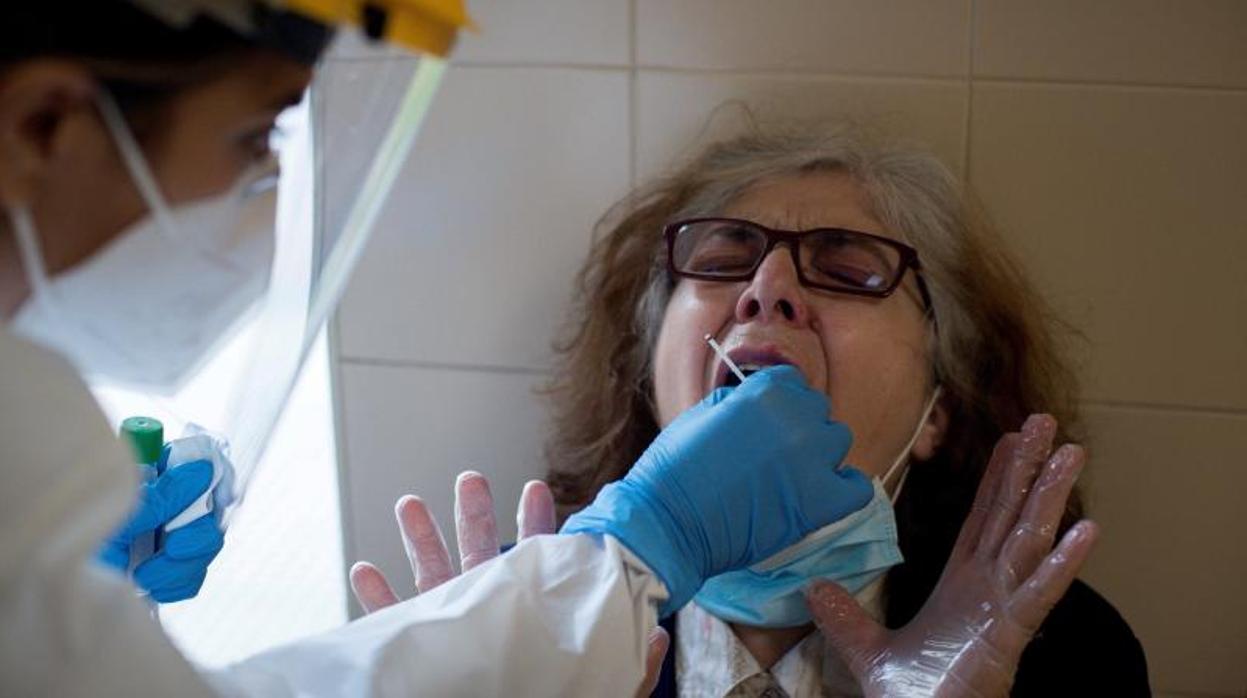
left=120, top=416, right=164, bottom=466
left=120, top=416, right=164, bottom=578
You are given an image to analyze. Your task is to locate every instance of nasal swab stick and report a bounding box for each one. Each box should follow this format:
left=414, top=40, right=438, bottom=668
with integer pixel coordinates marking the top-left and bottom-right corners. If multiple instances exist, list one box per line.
left=704, top=334, right=747, bottom=384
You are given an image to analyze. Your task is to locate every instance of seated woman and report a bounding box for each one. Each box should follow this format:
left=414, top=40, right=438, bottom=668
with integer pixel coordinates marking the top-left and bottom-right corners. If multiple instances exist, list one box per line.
left=541, top=122, right=1150, bottom=696
left=351, top=121, right=1150, bottom=696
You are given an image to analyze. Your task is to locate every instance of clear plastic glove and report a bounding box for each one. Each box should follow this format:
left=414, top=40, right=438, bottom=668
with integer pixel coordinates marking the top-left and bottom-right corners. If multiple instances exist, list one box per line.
left=348, top=472, right=670, bottom=697
left=562, top=364, right=874, bottom=617
left=807, top=414, right=1098, bottom=697
left=347, top=471, right=557, bottom=604
left=97, top=457, right=225, bottom=602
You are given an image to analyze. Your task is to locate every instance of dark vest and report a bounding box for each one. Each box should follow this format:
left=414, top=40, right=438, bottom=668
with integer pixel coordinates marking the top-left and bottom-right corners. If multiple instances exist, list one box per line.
left=647, top=580, right=1149, bottom=697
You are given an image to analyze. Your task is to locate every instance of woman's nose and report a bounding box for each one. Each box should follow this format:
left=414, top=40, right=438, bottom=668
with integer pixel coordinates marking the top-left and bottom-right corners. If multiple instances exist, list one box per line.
left=734, top=246, right=810, bottom=326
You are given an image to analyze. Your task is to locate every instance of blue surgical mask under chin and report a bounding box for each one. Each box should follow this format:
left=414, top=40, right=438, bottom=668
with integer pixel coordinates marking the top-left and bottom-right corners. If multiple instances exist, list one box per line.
left=693, top=387, right=941, bottom=628
left=693, top=477, right=901, bottom=628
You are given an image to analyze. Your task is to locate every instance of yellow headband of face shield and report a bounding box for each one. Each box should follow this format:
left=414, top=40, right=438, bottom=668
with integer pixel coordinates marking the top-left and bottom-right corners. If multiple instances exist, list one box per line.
left=281, top=0, right=475, bottom=56
left=128, top=0, right=474, bottom=58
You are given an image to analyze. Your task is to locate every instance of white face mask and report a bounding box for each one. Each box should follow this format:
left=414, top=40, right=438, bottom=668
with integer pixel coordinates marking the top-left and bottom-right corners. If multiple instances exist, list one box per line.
left=6, top=92, right=274, bottom=393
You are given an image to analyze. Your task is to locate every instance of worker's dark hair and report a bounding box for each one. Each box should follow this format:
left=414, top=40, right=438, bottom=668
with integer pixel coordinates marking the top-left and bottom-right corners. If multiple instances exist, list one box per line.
left=1, top=2, right=329, bottom=115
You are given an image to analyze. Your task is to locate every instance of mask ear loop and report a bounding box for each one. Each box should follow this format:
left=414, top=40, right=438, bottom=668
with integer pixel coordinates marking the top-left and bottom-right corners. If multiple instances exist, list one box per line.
left=881, top=385, right=943, bottom=504
left=93, top=90, right=186, bottom=246
left=883, top=277, right=943, bottom=503
left=7, top=204, right=55, bottom=315
left=97, top=89, right=254, bottom=276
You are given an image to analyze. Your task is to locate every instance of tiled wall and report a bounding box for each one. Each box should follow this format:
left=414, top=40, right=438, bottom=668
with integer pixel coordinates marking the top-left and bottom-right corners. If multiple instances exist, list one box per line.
left=330, top=2, right=1247, bottom=695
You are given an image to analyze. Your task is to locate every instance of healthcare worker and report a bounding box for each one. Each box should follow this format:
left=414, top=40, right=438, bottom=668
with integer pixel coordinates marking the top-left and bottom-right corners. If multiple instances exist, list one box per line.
left=0, top=2, right=876, bottom=695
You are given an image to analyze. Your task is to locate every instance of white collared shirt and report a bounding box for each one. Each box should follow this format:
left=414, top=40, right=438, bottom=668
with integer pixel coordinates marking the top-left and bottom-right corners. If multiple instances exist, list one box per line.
left=675, top=580, right=885, bottom=697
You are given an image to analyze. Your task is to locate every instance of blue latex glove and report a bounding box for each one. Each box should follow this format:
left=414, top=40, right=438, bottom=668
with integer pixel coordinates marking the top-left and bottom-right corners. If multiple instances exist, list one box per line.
left=562, top=365, right=873, bottom=617
left=97, top=456, right=225, bottom=603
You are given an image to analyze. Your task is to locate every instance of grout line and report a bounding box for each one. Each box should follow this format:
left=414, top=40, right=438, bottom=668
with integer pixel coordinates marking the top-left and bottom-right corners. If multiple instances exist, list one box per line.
left=328, top=54, right=419, bottom=66
left=629, top=0, right=638, bottom=188
left=961, top=0, right=976, bottom=180
left=1083, top=400, right=1247, bottom=419
left=341, top=355, right=549, bottom=377
left=629, top=0, right=638, bottom=67
left=445, top=61, right=964, bottom=86
left=332, top=55, right=632, bottom=72
left=325, top=317, right=361, bottom=620
left=971, top=75, right=1247, bottom=96
left=632, top=64, right=965, bottom=84
left=330, top=57, right=1247, bottom=97
left=451, top=59, right=632, bottom=72
left=448, top=64, right=1247, bottom=98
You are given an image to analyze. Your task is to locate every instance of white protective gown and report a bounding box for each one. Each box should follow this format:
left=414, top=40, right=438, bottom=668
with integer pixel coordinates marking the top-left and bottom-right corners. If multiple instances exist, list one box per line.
left=0, top=329, right=666, bottom=697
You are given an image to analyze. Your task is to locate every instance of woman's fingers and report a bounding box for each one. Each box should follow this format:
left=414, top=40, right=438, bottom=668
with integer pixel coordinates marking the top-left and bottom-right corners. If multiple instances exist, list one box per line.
left=976, top=415, right=1057, bottom=559
left=378, top=474, right=534, bottom=607
left=1009, top=519, right=1099, bottom=634
left=949, top=432, right=1017, bottom=564
left=996, top=444, right=1084, bottom=590
left=349, top=561, right=401, bottom=614
left=806, top=581, right=887, bottom=684
left=635, top=626, right=670, bottom=697
left=517, top=479, right=557, bottom=540
left=454, top=471, right=500, bottom=573
left=396, top=494, right=455, bottom=593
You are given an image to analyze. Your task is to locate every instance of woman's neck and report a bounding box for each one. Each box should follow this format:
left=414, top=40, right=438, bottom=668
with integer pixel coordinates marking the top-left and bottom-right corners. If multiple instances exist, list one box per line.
left=730, top=622, right=815, bottom=670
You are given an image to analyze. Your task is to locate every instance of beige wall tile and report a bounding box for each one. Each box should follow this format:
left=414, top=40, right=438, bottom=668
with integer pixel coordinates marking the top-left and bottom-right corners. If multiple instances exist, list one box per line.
left=338, top=362, right=548, bottom=615
left=455, top=0, right=630, bottom=65
left=969, top=84, right=1247, bottom=410
left=636, top=0, right=970, bottom=77
left=1080, top=405, right=1247, bottom=695
left=636, top=72, right=967, bottom=183
left=975, top=0, right=1247, bottom=88
left=334, top=65, right=630, bottom=369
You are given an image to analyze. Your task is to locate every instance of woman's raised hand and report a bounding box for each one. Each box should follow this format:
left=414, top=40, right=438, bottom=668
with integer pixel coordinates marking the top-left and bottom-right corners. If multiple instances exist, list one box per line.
left=349, top=472, right=557, bottom=606
left=348, top=471, right=669, bottom=697
left=808, top=415, right=1098, bottom=697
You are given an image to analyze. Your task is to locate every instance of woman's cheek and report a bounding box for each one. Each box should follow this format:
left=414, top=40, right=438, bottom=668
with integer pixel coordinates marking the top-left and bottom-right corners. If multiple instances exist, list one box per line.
left=651, top=332, right=691, bottom=427
left=654, top=288, right=726, bottom=422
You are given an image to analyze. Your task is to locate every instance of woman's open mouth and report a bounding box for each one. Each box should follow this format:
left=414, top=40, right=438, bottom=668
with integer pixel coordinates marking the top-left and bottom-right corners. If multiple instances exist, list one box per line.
left=712, top=344, right=802, bottom=389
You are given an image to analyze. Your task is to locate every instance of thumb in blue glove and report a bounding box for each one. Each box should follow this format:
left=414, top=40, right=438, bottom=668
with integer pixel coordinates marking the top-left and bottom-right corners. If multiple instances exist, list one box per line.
left=563, top=364, right=874, bottom=616
left=97, top=457, right=224, bottom=603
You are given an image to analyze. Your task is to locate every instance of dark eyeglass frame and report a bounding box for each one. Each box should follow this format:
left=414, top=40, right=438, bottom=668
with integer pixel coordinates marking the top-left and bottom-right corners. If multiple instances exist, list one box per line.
left=663, top=217, right=933, bottom=310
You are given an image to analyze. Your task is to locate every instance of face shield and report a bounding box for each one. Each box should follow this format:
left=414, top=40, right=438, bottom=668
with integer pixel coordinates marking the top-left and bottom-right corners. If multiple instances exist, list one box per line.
left=20, top=2, right=469, bottom=526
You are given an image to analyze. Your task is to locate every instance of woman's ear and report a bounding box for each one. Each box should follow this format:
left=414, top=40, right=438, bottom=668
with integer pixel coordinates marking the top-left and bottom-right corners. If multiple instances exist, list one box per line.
left=910, top=390, right=949, bottom=462
left=0, top=60, right=96, bottom=208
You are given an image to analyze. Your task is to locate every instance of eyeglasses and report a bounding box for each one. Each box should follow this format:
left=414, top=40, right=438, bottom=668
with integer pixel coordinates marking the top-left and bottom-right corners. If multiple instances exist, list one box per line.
left=663, top=217, right=931, bottom=308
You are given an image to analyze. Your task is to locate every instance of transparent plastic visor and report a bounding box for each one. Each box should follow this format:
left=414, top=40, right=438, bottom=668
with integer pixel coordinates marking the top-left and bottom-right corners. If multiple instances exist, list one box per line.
left=92, top=50, right=449, bottom=527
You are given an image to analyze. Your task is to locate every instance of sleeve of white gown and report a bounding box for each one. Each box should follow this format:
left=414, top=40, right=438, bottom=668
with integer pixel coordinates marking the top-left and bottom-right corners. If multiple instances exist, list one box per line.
left=1, top=332, right=220, bottom=698
left=2, top=334, right=667, bottom=698
left=209, top=533, right=667, bottom=697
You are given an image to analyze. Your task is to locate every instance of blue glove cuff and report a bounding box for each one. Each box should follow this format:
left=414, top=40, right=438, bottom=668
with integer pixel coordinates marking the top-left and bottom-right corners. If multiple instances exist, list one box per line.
left=562, top=480, right=703, bottom=618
